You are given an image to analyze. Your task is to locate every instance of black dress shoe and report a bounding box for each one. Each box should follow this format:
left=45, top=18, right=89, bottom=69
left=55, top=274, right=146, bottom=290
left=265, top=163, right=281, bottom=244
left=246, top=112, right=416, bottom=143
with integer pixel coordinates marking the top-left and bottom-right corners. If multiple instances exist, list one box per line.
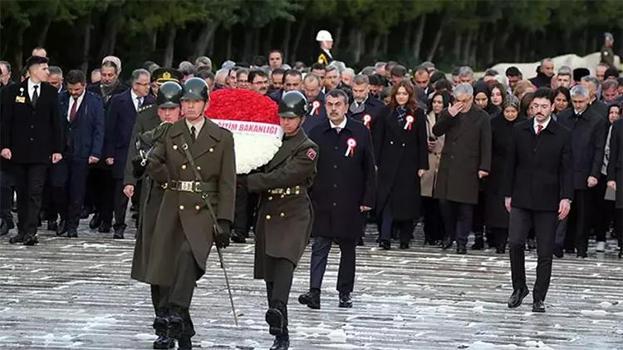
left=67, top=228, right=78, bottom=238
left=471, top=237, right=484, bottom=250
left=23, top=233, right=38, bottom=246
left=0, top=219, right=9, bottom=236
left=56, top=220, right=67, bottom=236
left=507, top=287, right=529, bottom=308
left=399, top=242, right=409, bottom=249
left=98, top=223, right=111, bottom=233
left=339, top=292, right=353, bottom=308
left=89, top=214, right=101, bottom=229
left=153, top=335, right=175, bottom=349
left=177, top=336, right=192, bottom=350
left=532, top=300, right=545, bottom=313
left=231, top=231, right=246, bottom=243
left=298, top=289, right=320, bottom=309
left=47, top=220, right=58, bottom=232
left=270, top=335, right=290, bottom=350
left=553, top=246, right=564, bottom=258
left=9, top=232, right=25, bottom=244
left=113, top=225, right=125, bottom=239
left=442, top=238, right=454, bottom=250
left=456, top=245, right=467, bottom=254
left=379, top=240, right=390, bottom=250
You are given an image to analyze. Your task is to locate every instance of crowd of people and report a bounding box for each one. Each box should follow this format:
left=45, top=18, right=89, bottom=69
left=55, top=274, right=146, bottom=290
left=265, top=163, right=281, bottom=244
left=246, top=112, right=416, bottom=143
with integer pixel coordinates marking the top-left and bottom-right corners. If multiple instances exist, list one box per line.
left=0, top=30, right=622, bottom=349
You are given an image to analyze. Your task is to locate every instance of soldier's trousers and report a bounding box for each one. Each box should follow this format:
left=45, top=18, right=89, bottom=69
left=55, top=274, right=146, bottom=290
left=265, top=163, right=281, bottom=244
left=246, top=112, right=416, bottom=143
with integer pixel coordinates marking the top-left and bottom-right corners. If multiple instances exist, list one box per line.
left=168, top=239, right=201, bottom=308
left=151, top=285, right=170, bottom=311
left=264, top=256, right=295, bottom=306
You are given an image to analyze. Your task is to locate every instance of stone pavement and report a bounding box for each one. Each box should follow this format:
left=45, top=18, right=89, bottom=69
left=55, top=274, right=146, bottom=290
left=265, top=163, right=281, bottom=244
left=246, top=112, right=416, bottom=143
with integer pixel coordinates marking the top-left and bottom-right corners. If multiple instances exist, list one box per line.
left=1, top=221, right=622, bottom=349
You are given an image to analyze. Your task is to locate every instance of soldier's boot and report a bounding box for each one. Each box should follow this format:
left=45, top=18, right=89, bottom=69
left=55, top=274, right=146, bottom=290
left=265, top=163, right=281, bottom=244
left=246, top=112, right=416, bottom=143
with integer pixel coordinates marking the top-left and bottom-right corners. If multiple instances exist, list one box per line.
left=166, top=306, right=185, bottom=340
left=471, top=232, right=484, bottom=250
left=153, top=309, right=174, bottom=349
left=266, top=301, right=287, bottom=336
left=178, top=309, right=195, bottom=350
left=270, top=333, right=290, bottom=350
left=298, top=288, right=320, bottom=309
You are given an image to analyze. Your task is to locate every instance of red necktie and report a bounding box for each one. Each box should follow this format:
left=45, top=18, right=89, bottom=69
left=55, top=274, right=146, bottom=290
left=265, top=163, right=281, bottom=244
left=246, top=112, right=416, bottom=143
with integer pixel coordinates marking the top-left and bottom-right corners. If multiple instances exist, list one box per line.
left=69, top=97, right=78, bottom=122
left=536, top=124, right=543, bottom=135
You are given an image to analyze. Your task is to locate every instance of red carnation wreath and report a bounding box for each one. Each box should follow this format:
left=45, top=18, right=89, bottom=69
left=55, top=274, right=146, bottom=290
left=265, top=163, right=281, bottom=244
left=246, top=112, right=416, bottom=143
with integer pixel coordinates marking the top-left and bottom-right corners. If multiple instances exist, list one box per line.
left=205, top=88, right=283, bottom=174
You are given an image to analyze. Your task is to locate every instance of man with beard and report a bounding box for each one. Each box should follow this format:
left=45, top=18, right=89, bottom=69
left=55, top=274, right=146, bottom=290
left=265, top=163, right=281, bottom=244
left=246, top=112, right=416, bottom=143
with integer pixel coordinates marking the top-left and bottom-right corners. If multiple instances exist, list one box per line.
left=300, top=89, right=375, bottom=310
left=301, top=74, right=327, bottom=133
left=47, top=70, right=104, bottom=238
left=347, top=74, right=386, bottom=138
left=504, top=88, right=572, bottom=313
left=86, top=57, right=129, bottom=230
left=529, top=59, right=555, bottom=88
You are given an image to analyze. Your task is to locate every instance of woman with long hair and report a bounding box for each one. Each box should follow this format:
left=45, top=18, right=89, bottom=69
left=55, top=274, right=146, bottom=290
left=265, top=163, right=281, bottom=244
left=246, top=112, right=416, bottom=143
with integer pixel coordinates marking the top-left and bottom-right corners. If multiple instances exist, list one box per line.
left=421, top=91, right=452, bottom=246
left=374, top=80, right=429, bottom=250
left=553, top=86, right=571, bottom=115
left=473, top=81, right=500, bottom=117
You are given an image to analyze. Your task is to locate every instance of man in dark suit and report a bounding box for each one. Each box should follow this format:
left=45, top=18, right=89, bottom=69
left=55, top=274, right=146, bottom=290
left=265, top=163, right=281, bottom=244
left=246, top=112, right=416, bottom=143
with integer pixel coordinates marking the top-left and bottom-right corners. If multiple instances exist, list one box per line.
left=86, top=58, right=129, bottom=231
left=300, top=89, right=376, bottom=310
left=268, top=69, right=302, bottom=103
left=433, top=83, right=492, bottom=254
left=0, top=56, right=63, bottom=245
left=347, top=74, right=386, bottom=140
left=607, top=119, right=623, bottom=258
left=48, top=70, right=104, bottom=237
left=504, top=87, right=573, bottom=313
left=0, top=60, right=16, bottom=236
left=103, top=68, right=154, bottom=239
left=556, top=84, right=607, bottom=257
left=302, top=74, right=327, bottom=133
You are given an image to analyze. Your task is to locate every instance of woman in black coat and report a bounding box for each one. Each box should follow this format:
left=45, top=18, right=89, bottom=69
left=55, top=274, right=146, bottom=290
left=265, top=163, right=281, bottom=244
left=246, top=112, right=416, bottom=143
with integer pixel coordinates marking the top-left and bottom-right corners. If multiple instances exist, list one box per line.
left=485, top=97, right=524, bottom=253
left=473, top=81, right=501, bottom=118
left=374, top=81, right=429, bottom=250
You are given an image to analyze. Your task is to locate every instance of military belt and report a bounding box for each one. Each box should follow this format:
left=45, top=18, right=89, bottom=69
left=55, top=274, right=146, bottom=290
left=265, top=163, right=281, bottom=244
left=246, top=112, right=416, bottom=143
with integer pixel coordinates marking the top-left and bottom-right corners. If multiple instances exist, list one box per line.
left=164, top=180, right=218, bottom=193
left=267, top=185, right=304, bottom=196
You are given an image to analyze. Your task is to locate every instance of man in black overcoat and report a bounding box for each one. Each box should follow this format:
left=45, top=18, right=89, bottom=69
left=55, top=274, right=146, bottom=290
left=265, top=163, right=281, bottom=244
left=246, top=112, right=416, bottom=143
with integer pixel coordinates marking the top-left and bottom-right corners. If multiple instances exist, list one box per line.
left=504, top=88, right=573, bottom=313
left=299, top=89, right=376, bottom=310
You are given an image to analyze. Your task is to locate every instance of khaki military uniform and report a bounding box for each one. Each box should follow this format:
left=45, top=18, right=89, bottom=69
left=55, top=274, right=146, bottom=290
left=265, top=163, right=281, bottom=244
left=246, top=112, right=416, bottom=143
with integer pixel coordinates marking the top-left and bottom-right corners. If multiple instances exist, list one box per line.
left=248, top=130, right=318, bottom=279
left=146, top=118, right=236, bottom=287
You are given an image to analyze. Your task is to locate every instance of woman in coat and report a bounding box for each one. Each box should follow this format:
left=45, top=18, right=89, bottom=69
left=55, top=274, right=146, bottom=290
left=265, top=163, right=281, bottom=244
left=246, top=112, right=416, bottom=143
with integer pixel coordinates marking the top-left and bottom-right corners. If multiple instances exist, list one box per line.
left=374, top=80, right=429, bottom=249
left=421, top=91, right=451, bottom=245
left=485, top=97, right=524, bottom=253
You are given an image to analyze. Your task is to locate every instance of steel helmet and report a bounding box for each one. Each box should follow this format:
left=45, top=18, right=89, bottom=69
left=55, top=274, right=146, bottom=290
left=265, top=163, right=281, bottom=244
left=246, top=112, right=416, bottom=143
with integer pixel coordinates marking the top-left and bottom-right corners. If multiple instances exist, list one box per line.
left=278, top=91, right=308, bottom=118
left=316, top=30, right=333, bottom=42
left=181, top=77, right=209, bottom=101
left=156, top=81, right=183, bottom=108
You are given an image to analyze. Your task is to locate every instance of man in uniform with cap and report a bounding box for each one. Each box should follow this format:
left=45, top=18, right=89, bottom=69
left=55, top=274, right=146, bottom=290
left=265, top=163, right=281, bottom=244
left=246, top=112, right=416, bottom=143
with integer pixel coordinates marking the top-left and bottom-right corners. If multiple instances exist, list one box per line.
left=244, top=91, right=318, bottom=350
left=145, top=78, right=235, bottom=350
left=124, top=68, right=183, bottom=226
left=125, top=81, right=184, bottom=349
left=1, top=55, right=63, bottom=245
left=315, top=30, right=334, bottom=66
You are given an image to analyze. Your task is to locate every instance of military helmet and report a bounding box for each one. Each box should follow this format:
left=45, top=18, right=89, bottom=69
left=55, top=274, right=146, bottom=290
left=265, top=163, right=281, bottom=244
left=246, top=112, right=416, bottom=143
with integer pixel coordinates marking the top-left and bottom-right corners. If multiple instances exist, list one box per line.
left=278, top=91, right=308, bottom=118
left=181, top=77, right=209, bottom=101
left=156, top=81, right=183, bottom=108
